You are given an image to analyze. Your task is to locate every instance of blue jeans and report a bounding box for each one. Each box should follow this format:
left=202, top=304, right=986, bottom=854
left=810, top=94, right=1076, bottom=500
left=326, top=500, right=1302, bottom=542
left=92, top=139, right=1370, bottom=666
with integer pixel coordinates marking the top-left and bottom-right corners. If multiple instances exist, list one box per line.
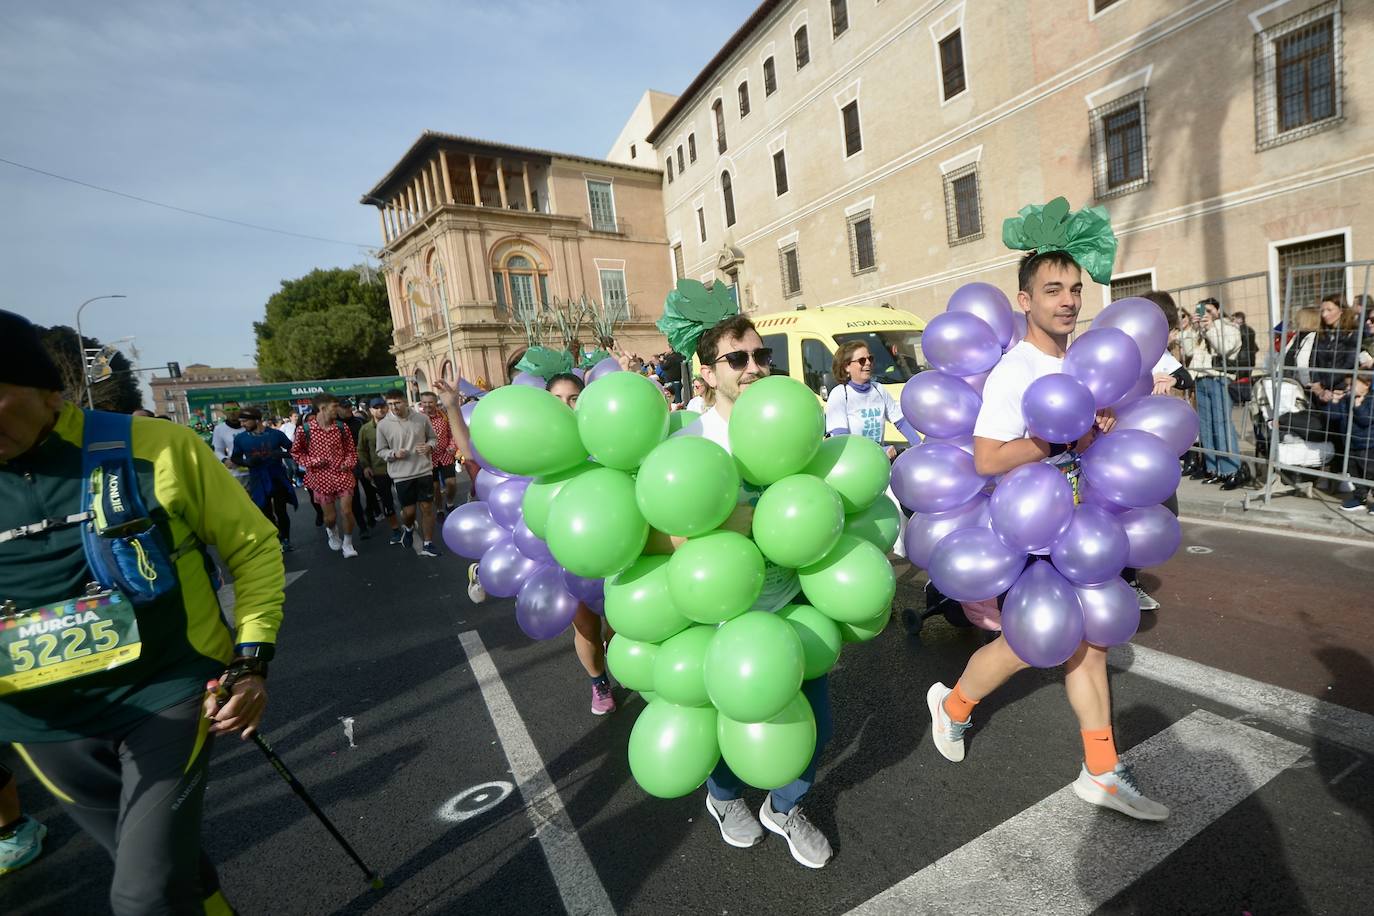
left=707, top=675, right=832, bottom=813
left=1195, top=377, right=1240, bottom=476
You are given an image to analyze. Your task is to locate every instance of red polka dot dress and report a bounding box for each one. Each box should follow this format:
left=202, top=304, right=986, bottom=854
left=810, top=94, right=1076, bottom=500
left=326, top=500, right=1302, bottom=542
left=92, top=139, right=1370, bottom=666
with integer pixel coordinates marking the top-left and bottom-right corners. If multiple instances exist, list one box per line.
left=289, top=418, right=357, bottom=502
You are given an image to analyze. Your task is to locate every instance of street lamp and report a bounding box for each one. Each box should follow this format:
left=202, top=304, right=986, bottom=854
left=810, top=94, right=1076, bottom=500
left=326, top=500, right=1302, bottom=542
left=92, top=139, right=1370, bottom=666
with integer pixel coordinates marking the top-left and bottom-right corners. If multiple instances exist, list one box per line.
left=75, top=294, right=127, bottom=408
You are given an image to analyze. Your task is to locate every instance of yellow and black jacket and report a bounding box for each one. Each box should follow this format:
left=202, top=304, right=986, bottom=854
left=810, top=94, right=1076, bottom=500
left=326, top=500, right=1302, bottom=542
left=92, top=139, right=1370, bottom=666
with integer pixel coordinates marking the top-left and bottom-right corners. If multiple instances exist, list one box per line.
left=0, top=404, right=285, bottom=742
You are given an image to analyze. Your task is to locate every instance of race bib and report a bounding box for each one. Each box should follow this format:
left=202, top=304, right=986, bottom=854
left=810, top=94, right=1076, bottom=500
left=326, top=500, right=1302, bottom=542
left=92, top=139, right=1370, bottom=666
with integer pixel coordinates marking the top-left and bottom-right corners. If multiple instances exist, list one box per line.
left=0, top=590, right=142, bottom=695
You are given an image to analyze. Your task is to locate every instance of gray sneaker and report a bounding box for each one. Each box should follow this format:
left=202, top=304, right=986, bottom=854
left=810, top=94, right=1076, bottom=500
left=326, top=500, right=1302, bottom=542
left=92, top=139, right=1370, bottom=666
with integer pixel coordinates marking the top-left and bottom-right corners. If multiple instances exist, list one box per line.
left=927, top=682, right=971, bottom=763
left=705, top=793, right=764, bottom=849
left=1134, top=585, right=1160, bottom=612
left=759, top=796, right=832, bottom=868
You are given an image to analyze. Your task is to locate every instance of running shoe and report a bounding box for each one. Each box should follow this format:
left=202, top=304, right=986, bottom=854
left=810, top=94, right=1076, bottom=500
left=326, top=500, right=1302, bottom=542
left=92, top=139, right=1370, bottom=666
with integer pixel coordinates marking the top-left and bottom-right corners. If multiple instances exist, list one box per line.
left=1134, top=585, right=1160, bottom=612
left=467, top=563, right=486, bottom=604
left=388, top=529, right=404, bottom=546
left=326, top=528, right=341, bottom=551
left=420, top=542, right=441, bottom=558
left=1340, top=494, right=1367, bottom=511
left=401, top=527, right=414, bottom=550
left=591, top=682, right=616, bottom=715
left=341, top=540, right=358, bottom=559
left=1072, top=763, right=1170, bottom=821
left=927, top=682, right=971, bottom=763
left=759, top=796, right=832, bottom=868
left=0, top=817, right=46, bottom=875
left=705, top=794, right=764, bottom=849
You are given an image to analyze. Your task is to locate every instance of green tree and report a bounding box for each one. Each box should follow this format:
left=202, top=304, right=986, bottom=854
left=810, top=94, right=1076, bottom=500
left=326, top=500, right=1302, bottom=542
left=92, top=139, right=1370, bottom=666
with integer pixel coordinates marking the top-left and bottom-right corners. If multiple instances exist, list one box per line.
left=39, top=325, right=144, bottom=412
left=254, top=266, right=394, bottom=381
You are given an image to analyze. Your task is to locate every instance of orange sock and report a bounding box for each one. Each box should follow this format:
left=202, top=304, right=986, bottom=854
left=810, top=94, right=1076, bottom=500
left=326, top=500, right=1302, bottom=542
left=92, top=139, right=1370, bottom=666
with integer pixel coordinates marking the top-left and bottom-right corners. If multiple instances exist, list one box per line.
left=942, top=682, right=978, bottom=723
left=1082, top=727, right=1119, bottom=775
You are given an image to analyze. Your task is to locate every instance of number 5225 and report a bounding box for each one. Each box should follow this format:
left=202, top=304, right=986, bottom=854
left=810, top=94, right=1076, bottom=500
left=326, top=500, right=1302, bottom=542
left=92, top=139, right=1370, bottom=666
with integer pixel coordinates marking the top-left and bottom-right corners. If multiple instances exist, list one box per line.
left=8, top=621, right=120, bottom=672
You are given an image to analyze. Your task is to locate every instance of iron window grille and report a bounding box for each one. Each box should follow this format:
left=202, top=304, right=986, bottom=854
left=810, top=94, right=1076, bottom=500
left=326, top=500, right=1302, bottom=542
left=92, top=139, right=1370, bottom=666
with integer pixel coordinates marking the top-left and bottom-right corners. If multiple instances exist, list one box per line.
left=943, top=163, right=984, bottom=246
left=849, top=213, right=876, bottom=275
left=795, top=26, right=810, bottom=69
left=831, top=0, right=848, bottom=37
left=773, top=150, right=789, bottom=196
left=1278, top=234, right=1348, bottom=306
left=779, top=244, right=803, bottom=297
left=939, top=30, right=966, bottom=100
left=1089, top=88, right=1149, bottom=199
left=1254, top=3, right=1342, bottom=150
left=721, top=171, right=737, bottom=227
left=1110, top=273, right=1154, bottom=302
left=713, top=100, right=728, bottom=153
left=739, top=81, right=751, bottom=118
left=764, top=57, right=777, bottom=95
left=842, top=100, right=862, bottom=156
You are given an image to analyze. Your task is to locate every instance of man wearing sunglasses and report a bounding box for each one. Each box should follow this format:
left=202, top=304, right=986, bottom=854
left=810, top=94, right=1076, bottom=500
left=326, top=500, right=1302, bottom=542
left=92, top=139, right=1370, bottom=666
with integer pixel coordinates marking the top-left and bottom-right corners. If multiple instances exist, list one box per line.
left=674, top=315, right=835, bottom=869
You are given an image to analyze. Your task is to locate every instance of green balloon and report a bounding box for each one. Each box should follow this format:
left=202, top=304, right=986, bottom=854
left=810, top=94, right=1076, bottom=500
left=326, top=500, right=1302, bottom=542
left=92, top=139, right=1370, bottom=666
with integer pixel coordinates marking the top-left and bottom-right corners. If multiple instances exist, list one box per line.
left=576, top=371, right=670, bottom=470
left=545, top=468, right=649, bottom=578
left=703, top=611, right=805, bottom=722
left=839, top=608, right=889, bottom=643
left=667, top=531, right=764, bottom=624
left=635, top=436, right=740, bottom=537
left=667, top=410, right=701, bottom=435
left=606, top=635, right=659, bottom=692
left=843, top=496, right=903, bottom=554
left=803, top=435, right=891, bottom=512
left=652, top=625, right=716, bottom=707
left=604, top=555, right=692, bottom=643
left=628, top=701, right=719, bottom=798
left=638, top=690, right=658, bottom=704
left=776, top=603, right=843, bottom=680
left=751, top=474, right=844, bottom=568
left=470, top=385, right=587, bottom=477
left=798, top=534, right=897, bottom=624
left=717, top=691, right=817, bottom=790
left=522, top=462, right=595, bottom=540
left=727, top=376, right=824, bottom=486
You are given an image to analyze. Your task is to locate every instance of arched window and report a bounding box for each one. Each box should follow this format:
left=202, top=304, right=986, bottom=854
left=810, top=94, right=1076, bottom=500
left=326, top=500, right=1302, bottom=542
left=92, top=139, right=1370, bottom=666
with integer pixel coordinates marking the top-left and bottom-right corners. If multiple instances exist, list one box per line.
left=721, top=171, right=736, bottom=227
left=713, top=99, right=727, bottom=153
left=426, top=249, right=449, bottom=311
left=491, top=250, right=551, bottom=317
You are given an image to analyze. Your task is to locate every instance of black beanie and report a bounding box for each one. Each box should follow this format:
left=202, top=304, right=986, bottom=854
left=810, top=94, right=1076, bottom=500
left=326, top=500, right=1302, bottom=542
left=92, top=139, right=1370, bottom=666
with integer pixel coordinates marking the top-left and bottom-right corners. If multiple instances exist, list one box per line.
left=1, top=310, right=64, bottom=391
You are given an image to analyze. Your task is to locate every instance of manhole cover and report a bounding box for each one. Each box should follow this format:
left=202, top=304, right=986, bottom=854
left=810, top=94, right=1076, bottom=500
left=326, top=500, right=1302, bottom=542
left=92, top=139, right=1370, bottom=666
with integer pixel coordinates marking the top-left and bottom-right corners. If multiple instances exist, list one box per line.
left=1185, top=546, right=1213, bottom=555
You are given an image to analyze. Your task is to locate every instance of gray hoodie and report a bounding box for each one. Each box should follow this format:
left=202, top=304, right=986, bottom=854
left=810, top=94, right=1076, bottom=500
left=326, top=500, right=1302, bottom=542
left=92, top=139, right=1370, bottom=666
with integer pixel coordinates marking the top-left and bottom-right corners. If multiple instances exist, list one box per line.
left=376, top=410, right=436, bottom=481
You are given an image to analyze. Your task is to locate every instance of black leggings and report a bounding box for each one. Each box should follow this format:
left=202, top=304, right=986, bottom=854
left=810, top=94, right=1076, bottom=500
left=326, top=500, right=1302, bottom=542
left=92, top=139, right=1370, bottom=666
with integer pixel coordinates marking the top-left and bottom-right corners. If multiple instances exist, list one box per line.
left=260, top=488, right=292, bottom=541
left=15, top=696, right=228, bottom=916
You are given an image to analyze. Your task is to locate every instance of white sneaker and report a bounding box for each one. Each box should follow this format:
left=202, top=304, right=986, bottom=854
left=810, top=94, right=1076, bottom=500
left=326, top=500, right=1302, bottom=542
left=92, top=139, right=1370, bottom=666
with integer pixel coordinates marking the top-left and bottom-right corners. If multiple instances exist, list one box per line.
left=1072, top=763, right=1170, bottom=821
left=326, top=528, right=341, bottom=551
left=467, top=563, right=487, bottom=603
left=341, top=537, right=358, bottom=559
left=927, top=682, right=971, bottom=763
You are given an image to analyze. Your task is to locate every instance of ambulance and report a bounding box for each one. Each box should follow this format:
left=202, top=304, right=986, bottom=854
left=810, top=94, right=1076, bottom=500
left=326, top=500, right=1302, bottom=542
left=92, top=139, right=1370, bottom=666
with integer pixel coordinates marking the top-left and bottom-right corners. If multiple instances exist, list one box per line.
left=752, top=304, right=927, bottom=445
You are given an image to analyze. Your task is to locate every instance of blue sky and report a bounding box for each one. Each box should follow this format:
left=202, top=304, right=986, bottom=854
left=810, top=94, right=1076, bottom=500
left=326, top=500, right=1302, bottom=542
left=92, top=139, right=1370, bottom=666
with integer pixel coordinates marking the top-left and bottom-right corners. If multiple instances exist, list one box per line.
left=3, top=0, right=741, bottom=387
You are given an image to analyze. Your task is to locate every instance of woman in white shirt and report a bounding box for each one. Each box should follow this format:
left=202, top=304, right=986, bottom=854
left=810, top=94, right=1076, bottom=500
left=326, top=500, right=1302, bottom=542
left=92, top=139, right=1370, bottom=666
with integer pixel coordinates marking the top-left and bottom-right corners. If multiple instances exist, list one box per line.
left=824, top=341, right=918, bottom=458
left=684, top=374, right=709, bottom=414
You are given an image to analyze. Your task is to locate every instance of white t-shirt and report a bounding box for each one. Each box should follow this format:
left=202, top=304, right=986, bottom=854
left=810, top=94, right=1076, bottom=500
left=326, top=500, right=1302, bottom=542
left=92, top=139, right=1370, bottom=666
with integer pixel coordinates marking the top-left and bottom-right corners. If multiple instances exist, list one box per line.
left=212, top=422, right=249, bottom=479
left=973, top=341, right=1066, bottom=443
left=672, top=406, right=801, bottom=613
left=825, top=383, right=903, bottom=444
left=685, top=395, right=706, bottom=414
left=279, top=419, right=297, bottom=443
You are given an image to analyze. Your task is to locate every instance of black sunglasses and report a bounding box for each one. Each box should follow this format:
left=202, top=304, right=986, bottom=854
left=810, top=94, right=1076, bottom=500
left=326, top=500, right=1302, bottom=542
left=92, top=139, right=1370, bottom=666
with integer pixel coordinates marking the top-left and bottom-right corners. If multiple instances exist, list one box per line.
left=849, top=356, right=874, bottom=366
left=713, top=347, right=773, bottom=371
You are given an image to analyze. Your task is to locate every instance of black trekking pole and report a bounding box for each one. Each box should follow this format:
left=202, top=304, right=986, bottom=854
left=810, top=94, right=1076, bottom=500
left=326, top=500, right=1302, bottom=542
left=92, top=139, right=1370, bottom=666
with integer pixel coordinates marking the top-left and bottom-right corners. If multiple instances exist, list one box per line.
left=209, top=678, right=384, bottom=890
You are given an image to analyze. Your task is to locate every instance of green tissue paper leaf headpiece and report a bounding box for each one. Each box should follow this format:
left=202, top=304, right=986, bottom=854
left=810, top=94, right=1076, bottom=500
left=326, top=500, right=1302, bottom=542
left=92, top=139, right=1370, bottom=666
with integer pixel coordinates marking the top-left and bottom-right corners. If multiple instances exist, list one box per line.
left=580, top=348, right=611, bottom=370
left=1002, top=196, right=1118, bottom=286
left=656, top=279, right=740, bottom=358
left=515, top=346, right=573, bottom=380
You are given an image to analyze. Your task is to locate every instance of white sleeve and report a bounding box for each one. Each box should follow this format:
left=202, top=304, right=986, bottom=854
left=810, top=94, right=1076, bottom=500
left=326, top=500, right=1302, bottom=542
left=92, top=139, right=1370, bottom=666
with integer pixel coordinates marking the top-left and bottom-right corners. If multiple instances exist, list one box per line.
left=1152, top=351, right=1182, bottom=375
left=881, top=385, right=905, bottom=424
left=972, top=363, right=1028, bottom=442
left=824, top=386, right=849, bottom=433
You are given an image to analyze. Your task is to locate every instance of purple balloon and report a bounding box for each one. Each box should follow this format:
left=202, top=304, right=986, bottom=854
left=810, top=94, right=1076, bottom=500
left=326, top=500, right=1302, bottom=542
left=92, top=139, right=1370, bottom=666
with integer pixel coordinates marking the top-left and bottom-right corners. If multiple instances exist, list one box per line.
left=1001, top=561, right=1085, bottom=668
left=562, top=569, right=605, bottom=605
left=926, top=435, right=975, bottom=456
left=474, top=467, right=510, bottom=502
left=900, top=372, right=983, bottom=440
left=477, top=537, right=544, bottom=598
left=1050, top=505, right=1130, bottom=586
left=1022, top=373, right=1096, bottom=444
left=961, top=370, right=991, bottom=396
left=989, top=462, right=1075, bottom=553
left=442, top=502, right=505, bottom=559
left=1118, top=505, right=1182, bottom=568
left=488, top=476, right=531, bottom=530
left=586, top=356, right=623, bottom=383
left=904, top=493, right=990, bottom=569
left=920, top=312, right=1004, bottom=377
left=512, top=371, right=546, bottom=388
left=1079, top=479, right=1129, bottom=515
left=1064, top=328, right=1142, bottom=408
left=1081, top=430, right=1181, bottom=508
left=515, top=564, right=581, bottom=639
left=512, top=517, right=555, bottom=564
left=460, top=401, right=479, bottom=423
left=947, top=282, right=1015, bottom=348
left=1076, top=578, right=1141, bottom=647
left=927, top=527, right=1026, bottom=603
left=572, top=367, right=586, bottom=381
left=1006, top=312, right=1028, bottom=351
left=1113, top=396, right=1201, bottom=457
left=1090, top=298, right=1169, bottom=370
left=1113, top=371, right=1155, bottom=408
left=891, top=443, right=988, bottom=514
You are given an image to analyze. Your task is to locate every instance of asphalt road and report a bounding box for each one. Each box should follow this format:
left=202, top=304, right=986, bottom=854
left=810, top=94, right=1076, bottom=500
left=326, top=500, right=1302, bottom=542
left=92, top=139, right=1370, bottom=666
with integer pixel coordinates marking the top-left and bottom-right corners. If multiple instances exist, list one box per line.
left=5, top=511, right=1373, bottom=915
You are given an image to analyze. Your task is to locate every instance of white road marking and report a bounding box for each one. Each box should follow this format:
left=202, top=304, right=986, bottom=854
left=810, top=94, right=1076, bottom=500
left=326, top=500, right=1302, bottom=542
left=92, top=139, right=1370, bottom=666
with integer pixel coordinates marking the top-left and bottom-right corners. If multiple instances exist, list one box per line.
left=1111, top=643, right=1374, bottom=757
left=1179, top=515, right=1374, bottom=548
left=339, top=716, right=356, bottom=748
left=217, top=569, right=306, bottom=619
left=438, top=781, right=516, bottom=823
left=458, top=629, right=615, bottom=916
left=847, top=710, right=1305, bottom=916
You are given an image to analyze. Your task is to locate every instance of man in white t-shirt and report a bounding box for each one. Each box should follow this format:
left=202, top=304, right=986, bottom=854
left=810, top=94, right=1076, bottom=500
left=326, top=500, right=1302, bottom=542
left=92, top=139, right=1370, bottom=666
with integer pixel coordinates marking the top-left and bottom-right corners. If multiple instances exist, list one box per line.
left=211, top=401, right=250, bottom=490
left=926, top=249, right=1169, bottom=822
left=673, top=315, right=835, bottom=869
